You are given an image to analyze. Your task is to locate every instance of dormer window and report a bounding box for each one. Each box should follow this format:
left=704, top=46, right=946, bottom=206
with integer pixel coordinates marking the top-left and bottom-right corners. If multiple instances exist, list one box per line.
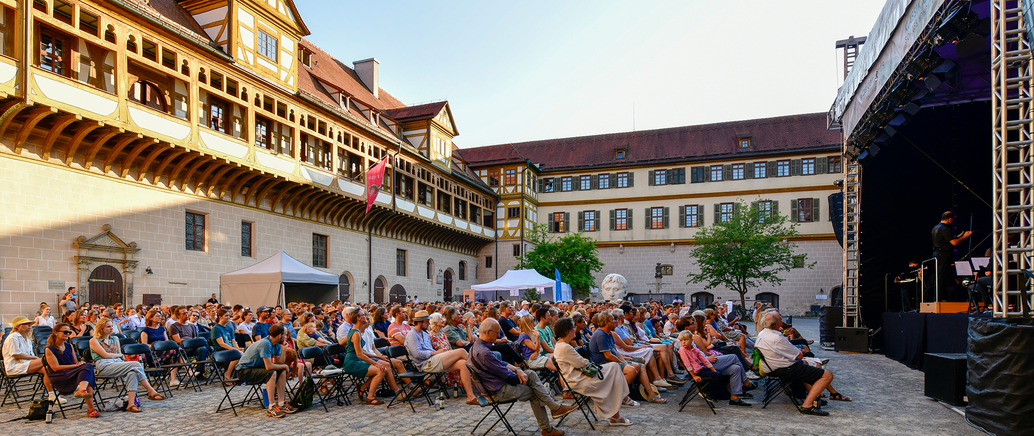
left=739, top=137, right=751, bottom=149
left=299, top=48, right=312, bottom=68
left=615, top=148, right=626, bottom=160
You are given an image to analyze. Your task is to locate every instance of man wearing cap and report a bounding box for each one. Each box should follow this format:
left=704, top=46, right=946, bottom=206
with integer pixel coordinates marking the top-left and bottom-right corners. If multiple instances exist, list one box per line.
left=252, top=307, right=272, bottom=342
left=471, top=318, right=575, bottom=436
left=516, top=301, right=531, bottom=318
left=3, top=316, right=58, bottom=402
left=404, top=310, right=479, bottom=404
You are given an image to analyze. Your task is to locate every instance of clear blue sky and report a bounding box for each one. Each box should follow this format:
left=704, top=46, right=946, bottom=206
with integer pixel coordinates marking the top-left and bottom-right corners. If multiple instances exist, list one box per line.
left=296, top=1, right=887, bottom=148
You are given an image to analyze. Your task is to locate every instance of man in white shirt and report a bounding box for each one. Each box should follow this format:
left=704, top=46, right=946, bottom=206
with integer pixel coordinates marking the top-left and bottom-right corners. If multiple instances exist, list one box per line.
left=755, top=311, right=838, bottom=416
left=336, top=306, right=357, bottom=341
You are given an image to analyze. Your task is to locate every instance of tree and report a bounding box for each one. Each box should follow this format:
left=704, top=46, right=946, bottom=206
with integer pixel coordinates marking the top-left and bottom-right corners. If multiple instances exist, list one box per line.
left=518, top=224, right=604, bottom=299
left=687, top=200, right=813, bottom=312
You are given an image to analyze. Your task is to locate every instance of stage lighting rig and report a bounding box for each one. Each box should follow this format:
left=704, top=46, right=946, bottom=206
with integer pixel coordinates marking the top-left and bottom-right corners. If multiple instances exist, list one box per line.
left=933, top=3, right=980, bottom=46
left=905, top=48, right=943, bottom=79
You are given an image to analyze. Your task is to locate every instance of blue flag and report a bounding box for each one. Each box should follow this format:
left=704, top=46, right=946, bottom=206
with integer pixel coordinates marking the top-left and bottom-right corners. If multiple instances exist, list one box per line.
left=554, top=268, right=562, bottom=302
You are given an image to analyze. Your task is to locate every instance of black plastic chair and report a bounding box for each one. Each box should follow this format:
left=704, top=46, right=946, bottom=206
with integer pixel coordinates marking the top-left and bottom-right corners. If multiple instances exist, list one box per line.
left=549, top=356, right=598, bottom=429
left=123, top=342, right=172, bottom=398
left=677, top=372, right=718, bottom=414
left=297, top=346, right=338, bottom=411
left=757, top=352, right=803, bottom=412
left=384, top=345, right=433, bottom=412
left=212, top=349, right=263, bottom=416
left=323, top=343, right=367, bottom=401
left=152, top=340, right=198, bottom=392
left=467, top=360, right=519, bottom=436
left=126, top=330, right=142, bottom=343
left=0, top=349, right=43, bottom=409
left=181, top=338, right=216, bottom=386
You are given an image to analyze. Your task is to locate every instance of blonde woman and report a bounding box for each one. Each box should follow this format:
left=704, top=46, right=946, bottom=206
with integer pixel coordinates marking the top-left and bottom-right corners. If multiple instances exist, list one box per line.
left=297, top=322, right=332, bottom=348
left=516, top=315, right=557, bottom=371
left=90, top=318, right=165, bottom=411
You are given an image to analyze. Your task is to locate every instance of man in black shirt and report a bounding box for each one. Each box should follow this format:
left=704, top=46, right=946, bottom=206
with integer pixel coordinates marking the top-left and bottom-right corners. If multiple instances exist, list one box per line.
left=207, top=293, right=219, bottom=305
left=931, top=211, right=972, bottom=301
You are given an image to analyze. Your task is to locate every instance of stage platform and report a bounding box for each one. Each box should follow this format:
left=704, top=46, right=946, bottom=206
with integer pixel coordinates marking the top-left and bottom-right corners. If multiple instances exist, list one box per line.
left=881, top=312, right=972, bottom=369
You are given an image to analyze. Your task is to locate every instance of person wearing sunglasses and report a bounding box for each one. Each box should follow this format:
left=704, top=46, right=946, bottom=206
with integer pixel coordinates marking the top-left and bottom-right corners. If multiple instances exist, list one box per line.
left=44, top=323, right=100, bottom=418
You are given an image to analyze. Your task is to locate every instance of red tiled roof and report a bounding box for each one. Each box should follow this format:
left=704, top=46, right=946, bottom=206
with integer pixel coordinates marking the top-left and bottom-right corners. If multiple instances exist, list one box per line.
left=464, top=113, right=841, bottom=171
left=297, top=38, right=406, bottom=111
left=126, top=0, right=210, bottom=42
left=386, top=101, right=447, bottom=121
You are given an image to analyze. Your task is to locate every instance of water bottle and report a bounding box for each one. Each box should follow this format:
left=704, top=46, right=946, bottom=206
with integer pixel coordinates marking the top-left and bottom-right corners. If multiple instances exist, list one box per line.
left=45, top=411, right=53, bottom=424
left=438, top=391, right=444, bottom=409
left=454, top=385, right=460, bottom=398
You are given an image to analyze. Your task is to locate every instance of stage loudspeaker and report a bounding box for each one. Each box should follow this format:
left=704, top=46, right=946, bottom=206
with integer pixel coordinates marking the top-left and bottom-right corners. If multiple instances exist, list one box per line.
left=834, top=327, right=869, bottom=353
left=828, top=192, right=844, bottom=248
left=819, top=306, right=843, bottom=344
left=924, top=353, right=967, bottom=406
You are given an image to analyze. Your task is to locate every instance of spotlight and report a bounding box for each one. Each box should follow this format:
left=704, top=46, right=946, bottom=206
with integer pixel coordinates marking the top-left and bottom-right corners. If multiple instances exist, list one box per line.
left=901, top=102, right=922, bottom=115
left=934, top=4, right=980, bottom=45
left=907, top=48, right=943, bottom=78
left=888, top=113, right=911, bottom=127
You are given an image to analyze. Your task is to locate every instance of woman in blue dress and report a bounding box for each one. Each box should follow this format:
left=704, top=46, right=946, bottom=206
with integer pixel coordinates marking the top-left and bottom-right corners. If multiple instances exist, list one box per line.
left=341, top=309, right=399, bottom=405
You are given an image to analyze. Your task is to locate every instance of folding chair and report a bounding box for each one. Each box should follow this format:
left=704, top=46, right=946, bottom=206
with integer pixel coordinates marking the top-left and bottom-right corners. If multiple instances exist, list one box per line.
left=212, top=349, right=263, bottom=416
left=322, top=343, right=372, bottom=402
left=181, top=338, right=216, bottom=386
left=152, top=340, right=199, bottom=392
left=297, top=346, right=337, bottom=411
left=757, top=352, right=803, bottom=411
left=384, top=345, right=433, bottom=412
left=677, top=372, right=718, bottom=414
left=31, top=326, right=51, bottom=356
left=467, top=360, right=519, bottom=436
left=0, top=353, right=43, bottom=409
left=122, top=343, right=173, bottom=398
left=68, top=338, right=125, bottom=408
left=126, top=330, right=142, bottom=344
left=549, top=356, right=598, bottom=429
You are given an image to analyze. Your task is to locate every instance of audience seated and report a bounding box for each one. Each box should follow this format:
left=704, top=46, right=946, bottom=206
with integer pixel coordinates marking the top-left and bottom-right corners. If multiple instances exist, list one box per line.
left=90, top=318, right=165, bottom=411
left=552, top=317, right=631, bottom=426
left=236, top=323, right=296, bottom=418
left=44, top=323, right=99, bottom=417
left=587, top=312, right=664, bottom=404
left=341, top=309, right=399, bottom=405
left=470, top=318, right=576, bottom=436
left=3, top=316, right=57, bottom=402
left=404, top=310, right=477, bottom=404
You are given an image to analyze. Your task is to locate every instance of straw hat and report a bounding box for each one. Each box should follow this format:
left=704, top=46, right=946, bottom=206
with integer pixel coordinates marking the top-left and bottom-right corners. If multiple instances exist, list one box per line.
left=10, top=316, right=31, bottom=328
left=411, top=310, right=430, bottom=321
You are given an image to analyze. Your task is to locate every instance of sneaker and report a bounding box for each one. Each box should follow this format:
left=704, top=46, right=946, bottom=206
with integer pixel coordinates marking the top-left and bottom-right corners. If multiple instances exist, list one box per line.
left=280, top=403, right=298, bottom=414
left=541, top=427, right=566, bottom=436
left=665, top=377, right=686, bottom=386
left=652, top=379, right=673, bottom=388
left=48, top=392, right=68, bottom=405
left=746, top=371, right=761, bottom=380
left=820, top=359, right=830, bottom=366
left=729, top=398, right=752, bottom=407
left=654, top=386, right=667, bottom=393
left=266, top=405, right=286, bottom=418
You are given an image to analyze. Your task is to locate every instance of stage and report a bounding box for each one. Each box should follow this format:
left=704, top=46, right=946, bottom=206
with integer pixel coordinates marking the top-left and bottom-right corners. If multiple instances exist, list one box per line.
left=881, top=311, right=972, bottom=369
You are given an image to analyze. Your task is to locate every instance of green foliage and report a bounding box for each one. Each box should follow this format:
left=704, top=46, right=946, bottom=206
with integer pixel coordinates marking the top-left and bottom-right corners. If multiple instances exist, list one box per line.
left=523, top=288, right=542, bottom=302
left=518, top=224, right=604, bottom=299
left=686, top=200, right=814, bottom=309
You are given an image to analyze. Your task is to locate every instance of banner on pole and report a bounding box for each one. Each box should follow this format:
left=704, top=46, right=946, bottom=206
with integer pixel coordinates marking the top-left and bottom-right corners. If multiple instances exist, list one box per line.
left=365, top=158, right=388, bottom=214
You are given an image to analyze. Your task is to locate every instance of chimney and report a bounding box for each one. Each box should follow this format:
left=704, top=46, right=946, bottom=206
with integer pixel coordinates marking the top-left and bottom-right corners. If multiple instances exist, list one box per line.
left=353, top=58, right=379, bottom=98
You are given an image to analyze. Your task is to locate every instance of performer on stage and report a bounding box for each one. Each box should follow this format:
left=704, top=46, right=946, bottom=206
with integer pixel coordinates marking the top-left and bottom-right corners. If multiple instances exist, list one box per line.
left=931, top=211, right=972, bottom=301
left=894, top=260, right=921, bottom=312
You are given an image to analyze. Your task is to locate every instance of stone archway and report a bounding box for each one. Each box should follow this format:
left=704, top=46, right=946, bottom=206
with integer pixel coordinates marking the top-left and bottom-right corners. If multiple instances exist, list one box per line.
left=374, top=276, right=387, bottom=304
left=74, top=224, right=140, bottom=307
left=389, top=284, right=407, bottom=305
left=443, top=269, right=453, bottom=302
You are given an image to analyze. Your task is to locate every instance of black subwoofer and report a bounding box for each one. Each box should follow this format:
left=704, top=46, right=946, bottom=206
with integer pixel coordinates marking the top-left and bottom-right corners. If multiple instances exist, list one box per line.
left=834, top=327, right=869, bottom=353
left=925, top=352, right=967, bottom=406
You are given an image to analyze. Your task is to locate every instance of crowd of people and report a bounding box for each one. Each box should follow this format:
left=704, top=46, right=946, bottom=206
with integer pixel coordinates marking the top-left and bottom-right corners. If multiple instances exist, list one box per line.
left=3, top=291, right=850, bottom=432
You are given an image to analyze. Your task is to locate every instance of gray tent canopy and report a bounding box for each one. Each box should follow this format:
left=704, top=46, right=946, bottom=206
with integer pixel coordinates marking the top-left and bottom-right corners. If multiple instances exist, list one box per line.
left=219, top=251, right=338, bottom=309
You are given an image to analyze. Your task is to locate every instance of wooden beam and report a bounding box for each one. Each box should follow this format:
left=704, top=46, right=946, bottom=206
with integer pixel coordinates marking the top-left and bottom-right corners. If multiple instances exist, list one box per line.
left=12, top=107, right=57, bottom=154
left=40, top=114, right=80, bottom=160
left=86, top=132, right=134, bottom=171
left=119, top=138, right=159, bottom=177
left=168, top=154, right=201, bottom=188
left=179, top=157, right=211, bottom=191
left=70, top=126, right=115, bottom=166
left=151, top=149, right=188, bottom=186
left=138, top=146, right=174, bottom=182
left=192, top=160, right=225, bottom=194
left=289, top=188, right=322, bottom=217
left=229, top=172, right=262, bottom=203
left=271, top=184, right=302, bottom=214
left=205, top=164, right=239, bottom=198
left=100, top=135, right=143, bottom=174
left=0, top=102, right=27, bottom=139
left=246, top=177, right=277, bottom=207
left=254, top=179, right=287, bottom=209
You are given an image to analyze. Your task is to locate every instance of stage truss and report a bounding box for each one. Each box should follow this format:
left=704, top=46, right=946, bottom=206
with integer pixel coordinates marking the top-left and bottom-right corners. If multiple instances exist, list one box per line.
left=842, top=161, right=862, bottom=327
left=991, top=0, right=1034, bottom=318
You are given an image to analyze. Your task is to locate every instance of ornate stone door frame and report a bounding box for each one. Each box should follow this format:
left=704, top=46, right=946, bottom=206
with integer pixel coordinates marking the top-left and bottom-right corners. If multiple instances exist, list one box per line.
left=74, top=224, right=140, bottom=307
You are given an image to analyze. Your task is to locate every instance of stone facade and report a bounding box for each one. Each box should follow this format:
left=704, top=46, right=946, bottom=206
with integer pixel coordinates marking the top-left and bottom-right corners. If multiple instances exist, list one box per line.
left=0, top=156, right=476, bottom=320
left=594, top=239, right=842, bottom=315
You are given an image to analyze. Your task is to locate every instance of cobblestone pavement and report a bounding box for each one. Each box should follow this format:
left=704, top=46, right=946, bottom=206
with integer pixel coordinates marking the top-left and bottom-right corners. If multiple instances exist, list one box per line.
left=2, top=319, right=977, bottom=435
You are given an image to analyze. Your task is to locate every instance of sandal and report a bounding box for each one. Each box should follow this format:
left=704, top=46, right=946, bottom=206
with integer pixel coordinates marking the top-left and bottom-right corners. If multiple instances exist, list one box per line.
left=646, top=396, right=667, bottom=404
left=609, top=417, right=633, bottom=426
left=147, top=393, right=166, bottom=401
left=126, top=404, right=141, bottom=413
left=829, top=393, right=852, bottom=401
left=621, top=396, right=639, bottom=407
left=365, top=398, right=384, bottom=405
left=87, top=408, right=100, bottom=418
left=74, top=388, right=90, bottom=398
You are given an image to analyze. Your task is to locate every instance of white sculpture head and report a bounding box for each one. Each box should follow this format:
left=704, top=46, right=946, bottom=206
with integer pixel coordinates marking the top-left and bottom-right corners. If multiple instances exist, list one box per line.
left=600, top=274, right=628, bottom=302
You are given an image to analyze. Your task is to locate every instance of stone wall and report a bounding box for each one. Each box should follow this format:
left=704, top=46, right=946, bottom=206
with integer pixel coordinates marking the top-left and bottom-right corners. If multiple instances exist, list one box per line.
left=0, top=156, right=478, bottom=322
left=594, top=239, right=843, bottom=315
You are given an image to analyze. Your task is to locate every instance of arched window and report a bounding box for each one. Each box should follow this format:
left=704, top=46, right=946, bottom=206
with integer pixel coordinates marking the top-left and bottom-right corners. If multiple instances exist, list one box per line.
left=458, top=261, right=466, bottom=280
left=691, top=292, right=714, bottom=310
left=756, top=292, right=779, bottom=308
left=338, top=272, right=351, bottom=302
left=426, top=259, right=434, bottom=280
left=129, top=81, right=166, bottom=112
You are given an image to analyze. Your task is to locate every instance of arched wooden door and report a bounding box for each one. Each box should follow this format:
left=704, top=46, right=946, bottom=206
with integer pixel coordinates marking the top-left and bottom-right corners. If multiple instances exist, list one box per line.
left=389, top=284, right=407, bottom=305
left=89, top=265, right=123, bottom=307
left=374, top=277, right=387, bottom=304
left=691, top=292, right=714, bottom=310
left=443, top=270, right=453, bottom=302
left=339, top=273, right=351, bottom=302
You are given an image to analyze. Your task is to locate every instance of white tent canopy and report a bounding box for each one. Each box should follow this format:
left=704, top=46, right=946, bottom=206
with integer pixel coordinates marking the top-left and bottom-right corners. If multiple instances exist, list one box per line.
left=220, top=251, right=338, bottom=309
left=471, top=269, right=558, bottom=301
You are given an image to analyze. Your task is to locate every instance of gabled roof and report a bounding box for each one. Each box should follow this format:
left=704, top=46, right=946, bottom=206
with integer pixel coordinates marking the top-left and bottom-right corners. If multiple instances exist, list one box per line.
left=124, top=0, right=211, bottom=43
left=386, top=101, right=448, bottom=121
left=297, top=38, right=405, bottom=112
left=464, top=113, right=841, bottom=171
